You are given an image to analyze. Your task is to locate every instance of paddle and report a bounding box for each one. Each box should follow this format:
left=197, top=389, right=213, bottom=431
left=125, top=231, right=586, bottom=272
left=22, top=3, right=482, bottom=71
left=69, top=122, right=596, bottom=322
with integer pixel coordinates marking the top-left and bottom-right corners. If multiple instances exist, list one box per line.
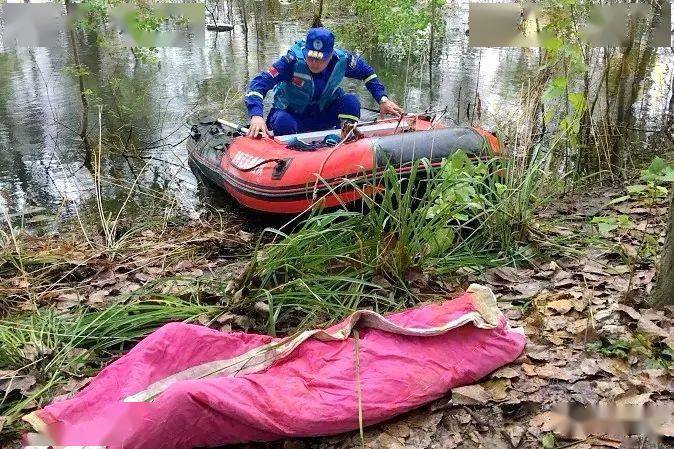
left=217, top=118, right=252, bottom=136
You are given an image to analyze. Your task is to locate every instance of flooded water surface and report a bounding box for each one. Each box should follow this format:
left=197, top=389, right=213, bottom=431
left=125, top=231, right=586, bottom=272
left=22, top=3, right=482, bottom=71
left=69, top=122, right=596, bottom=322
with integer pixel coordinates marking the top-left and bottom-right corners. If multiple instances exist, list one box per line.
left=0, top=0, right=672, bottom=223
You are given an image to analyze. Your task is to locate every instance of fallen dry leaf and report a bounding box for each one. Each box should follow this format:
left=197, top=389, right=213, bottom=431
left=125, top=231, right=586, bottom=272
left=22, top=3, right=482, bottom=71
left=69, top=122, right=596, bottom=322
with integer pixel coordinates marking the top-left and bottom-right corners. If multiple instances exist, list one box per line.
left=56, top=292, right=81, bottom=310
left=216, top=312, right=236, bottom=324
left=491, top=366, right=519, bottom=379
left=615, top=304, right=641, bottom=321
left=579, top=358, right=600, bottom=376
left=547, top=299, right=573, bottom=314
left=237, top=230, right=254, bottom=243
left=451, top=384, right=490, bottom=405
left=482, top=379, right=511, bottom=402
left=146, top=266, right=164, bottom=275
left=117, top=281, right=142, bottom=294
left=545, top=315, right=570, bottom=331
left=134, top=272, right=155, bottom=283
left=598, top=358, right=631, bottom=378
left=614, top=392, right=652, bottom=415
left=637, top=317, right=669, bottom=339
left=0, top=374, right=36, bottom=395
left=175, top=260, right=197, bottom=271
left=568, top=318, right=589, bottom=335
left=529, top=410, right=567, bottom=432
left=522, top=363, right=537, bottom=377
left=527, top=345, right=551, bottom=362
left=582, top=260, right=608, bottom=275
left=385, top=422, right=411, bottom=439
left=254, top=301, right=270, bottom=314
left=572, top=297, right=588, bottom=312
left=52, top=377, right=93, bottom=402
left=370, top=432, right=405, bottom=449
left=485, top=267, right=530, bottom=285
left=504, top=424, right=525, bottom=447
left=87, top=289, right=111, bottom=307
left=533, top=364, right=575, bottom=381
left=547, top=333, right=565, bottom=345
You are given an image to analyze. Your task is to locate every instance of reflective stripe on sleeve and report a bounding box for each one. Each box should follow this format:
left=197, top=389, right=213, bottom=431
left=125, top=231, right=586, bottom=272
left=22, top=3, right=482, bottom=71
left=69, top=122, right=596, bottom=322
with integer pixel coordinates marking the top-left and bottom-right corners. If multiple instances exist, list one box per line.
left=363, top=73, right=378, bottom=83
left=246, top=91, right=264, bottom=99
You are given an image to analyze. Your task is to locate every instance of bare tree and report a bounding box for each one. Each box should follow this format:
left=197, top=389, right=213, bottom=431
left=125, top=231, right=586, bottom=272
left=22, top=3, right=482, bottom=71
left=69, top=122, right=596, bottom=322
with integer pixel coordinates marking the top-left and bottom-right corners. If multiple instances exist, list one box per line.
left=668, top=66, right=674, bottom=143
left=65, top=0, right=91, bottom=166
left=652, top=193, right=674, bottom=306
left=651, top=69, right=674, bottom=306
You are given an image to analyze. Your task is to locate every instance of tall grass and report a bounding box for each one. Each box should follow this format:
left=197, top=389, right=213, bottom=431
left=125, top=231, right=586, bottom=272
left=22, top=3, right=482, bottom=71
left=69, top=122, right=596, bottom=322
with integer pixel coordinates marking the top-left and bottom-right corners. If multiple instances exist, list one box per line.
left=247, top=211, right=396, bottom=333
left=0, top=296, right=219, bottom=429
left=245, top=150, right=554, bottom=333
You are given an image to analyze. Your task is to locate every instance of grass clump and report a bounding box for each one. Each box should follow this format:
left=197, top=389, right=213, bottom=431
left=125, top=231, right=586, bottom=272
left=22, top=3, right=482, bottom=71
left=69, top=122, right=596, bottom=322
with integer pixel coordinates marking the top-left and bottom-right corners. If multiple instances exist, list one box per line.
left=242, top=151, right=554, bottom=333
left=0, top=296, right=220, bottom=440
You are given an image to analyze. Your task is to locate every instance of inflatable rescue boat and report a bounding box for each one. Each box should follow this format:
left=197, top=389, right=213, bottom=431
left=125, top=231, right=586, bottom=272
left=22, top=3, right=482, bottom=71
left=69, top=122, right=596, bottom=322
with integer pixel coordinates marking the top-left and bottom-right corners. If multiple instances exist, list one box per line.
left=187, top=113, right=500, bottom=214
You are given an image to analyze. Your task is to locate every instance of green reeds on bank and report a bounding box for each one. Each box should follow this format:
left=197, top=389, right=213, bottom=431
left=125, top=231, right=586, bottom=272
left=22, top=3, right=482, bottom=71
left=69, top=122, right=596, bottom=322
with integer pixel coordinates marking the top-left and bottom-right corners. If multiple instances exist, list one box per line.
left=0, top=296, right=219, bottom=427
left=246, top=149, right=555, bottom=333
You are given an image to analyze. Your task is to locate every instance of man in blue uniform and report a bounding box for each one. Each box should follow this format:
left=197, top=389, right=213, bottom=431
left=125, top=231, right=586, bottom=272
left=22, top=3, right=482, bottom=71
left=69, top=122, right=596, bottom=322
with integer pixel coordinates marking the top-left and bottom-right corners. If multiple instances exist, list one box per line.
left=245, top=27, right=404, bottom=137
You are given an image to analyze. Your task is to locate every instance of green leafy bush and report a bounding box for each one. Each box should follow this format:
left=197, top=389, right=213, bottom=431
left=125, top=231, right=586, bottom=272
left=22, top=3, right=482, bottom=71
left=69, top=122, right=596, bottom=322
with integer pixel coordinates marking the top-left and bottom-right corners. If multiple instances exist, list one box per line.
left=337, top=0, right=445, bottom=59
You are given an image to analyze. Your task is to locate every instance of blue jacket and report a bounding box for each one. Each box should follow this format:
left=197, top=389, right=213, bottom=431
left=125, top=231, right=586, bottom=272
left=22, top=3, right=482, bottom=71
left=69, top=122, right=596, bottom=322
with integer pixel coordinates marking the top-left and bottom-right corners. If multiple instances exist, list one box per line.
left=245, top=43, right=388, bottom=118
left=271, top=40, right=349, bottom=114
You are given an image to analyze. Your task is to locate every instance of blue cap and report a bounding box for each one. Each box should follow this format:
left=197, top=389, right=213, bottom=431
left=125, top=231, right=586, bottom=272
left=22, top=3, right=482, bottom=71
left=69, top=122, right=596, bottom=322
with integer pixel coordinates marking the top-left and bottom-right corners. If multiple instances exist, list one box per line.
left=303, top=27, right=335, bottom=61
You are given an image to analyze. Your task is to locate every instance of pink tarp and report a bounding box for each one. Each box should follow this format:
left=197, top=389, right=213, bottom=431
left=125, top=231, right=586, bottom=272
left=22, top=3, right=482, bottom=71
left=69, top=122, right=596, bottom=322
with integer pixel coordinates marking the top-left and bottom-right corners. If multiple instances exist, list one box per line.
left=24, top=284, right=526, bottom=448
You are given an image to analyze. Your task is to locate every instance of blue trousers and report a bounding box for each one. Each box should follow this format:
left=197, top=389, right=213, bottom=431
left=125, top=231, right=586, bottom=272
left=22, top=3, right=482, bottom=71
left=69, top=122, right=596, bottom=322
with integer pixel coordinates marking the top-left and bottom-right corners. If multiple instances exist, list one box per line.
left=267, top=93, right=361, bottom=136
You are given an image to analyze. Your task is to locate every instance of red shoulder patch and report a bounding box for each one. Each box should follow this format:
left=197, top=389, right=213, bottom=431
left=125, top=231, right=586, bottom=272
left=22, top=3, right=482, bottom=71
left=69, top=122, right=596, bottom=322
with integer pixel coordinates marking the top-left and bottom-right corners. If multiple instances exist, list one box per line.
left=267, top=66, right=279, bottom=77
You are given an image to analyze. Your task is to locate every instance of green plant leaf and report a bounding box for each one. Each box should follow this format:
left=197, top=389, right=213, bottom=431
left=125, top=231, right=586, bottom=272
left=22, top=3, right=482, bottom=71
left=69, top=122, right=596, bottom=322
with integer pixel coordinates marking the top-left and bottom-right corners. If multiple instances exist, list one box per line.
left=658, top=167, right=674, bottom=183
left=591, top=215, right=631, bottom=235
left=627, top=184, right=649, bottom=195
left=607, top=195, right=630, bottom=206
left=568, top=92, right=586, bottom=112
left=541, top=36, right=562, bottom=52
left=541, top=432, right=556, bottom=449
left=646, top=157, right=667, bottom=175
left=542, top=76, right=568, bottom=102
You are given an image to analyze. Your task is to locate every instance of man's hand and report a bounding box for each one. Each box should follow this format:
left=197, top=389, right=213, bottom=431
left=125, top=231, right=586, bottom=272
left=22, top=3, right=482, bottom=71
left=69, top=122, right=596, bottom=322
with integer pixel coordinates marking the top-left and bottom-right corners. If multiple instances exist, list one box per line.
left=247, top=116, right=270, bottom=138
left=380, top=98, right=404, bottom=117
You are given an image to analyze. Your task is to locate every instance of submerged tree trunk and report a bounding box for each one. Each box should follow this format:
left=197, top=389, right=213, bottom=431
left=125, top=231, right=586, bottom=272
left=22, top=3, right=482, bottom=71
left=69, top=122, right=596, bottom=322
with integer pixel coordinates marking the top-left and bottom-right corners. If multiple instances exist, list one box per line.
left=650, top=58, right=673, bottom=301
left=652, top=192, right=674, bottom=306
left=667, top=68, right=674, bottom=141
left=669, top=70, right=674, bottom=115
left=238, top=0, right=248, bottom=36
left=70, top=29, right=90, bottom=148
left=428, top=0, right=437, bottom=103
left=65, top=0, right=92, bottom=166
left=611, top=3, right=661, bottom=176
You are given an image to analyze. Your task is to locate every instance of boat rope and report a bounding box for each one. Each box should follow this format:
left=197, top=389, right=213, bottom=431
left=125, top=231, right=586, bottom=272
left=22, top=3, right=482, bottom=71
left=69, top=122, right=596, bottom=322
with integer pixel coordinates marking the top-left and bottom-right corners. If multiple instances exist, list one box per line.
left=311, top=124, right=358, bottom=201
left=353, top=328, right=366, bottom=449
left=310, top=115, right=415, bottom=201
left=392, top=111, right=407, bottom=134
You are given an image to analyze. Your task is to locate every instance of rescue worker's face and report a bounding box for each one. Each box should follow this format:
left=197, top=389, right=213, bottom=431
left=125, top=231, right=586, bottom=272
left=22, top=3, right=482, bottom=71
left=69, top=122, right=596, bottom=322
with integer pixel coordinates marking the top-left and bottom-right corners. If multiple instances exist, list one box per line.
left=307, top=54, right=331, bottom=73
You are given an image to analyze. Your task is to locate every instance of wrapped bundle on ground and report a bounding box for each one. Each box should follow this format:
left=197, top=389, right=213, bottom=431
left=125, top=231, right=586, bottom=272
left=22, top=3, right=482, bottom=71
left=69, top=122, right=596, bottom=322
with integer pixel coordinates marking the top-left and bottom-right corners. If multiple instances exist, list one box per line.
left=24, top=284, right=526, bottom=449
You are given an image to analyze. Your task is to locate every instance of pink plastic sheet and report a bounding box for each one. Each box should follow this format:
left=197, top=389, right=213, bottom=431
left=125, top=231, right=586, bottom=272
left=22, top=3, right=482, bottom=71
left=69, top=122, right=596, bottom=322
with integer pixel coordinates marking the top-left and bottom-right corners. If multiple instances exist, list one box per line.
left=24, top=284, right=525, bottom=448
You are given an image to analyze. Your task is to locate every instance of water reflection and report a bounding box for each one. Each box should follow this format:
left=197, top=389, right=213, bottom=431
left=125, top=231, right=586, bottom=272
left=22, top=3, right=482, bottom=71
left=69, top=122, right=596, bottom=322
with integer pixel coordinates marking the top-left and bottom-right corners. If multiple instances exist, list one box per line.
left=0, top=0, right=671, bottom=221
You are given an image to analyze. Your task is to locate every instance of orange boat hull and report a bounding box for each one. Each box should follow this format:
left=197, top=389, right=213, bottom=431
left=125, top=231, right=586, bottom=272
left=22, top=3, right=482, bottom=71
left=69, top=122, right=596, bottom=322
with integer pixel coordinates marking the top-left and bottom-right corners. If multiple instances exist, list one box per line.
left=187, top=116, right=500, bottom=214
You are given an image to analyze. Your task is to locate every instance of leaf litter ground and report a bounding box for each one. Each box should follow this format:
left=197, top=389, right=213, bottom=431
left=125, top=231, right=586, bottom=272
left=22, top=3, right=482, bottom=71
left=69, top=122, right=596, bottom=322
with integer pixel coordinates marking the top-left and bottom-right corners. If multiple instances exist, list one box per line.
left=1, top=184, right=673, bottom=449
left=231, top=184, right=674, bottom=449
